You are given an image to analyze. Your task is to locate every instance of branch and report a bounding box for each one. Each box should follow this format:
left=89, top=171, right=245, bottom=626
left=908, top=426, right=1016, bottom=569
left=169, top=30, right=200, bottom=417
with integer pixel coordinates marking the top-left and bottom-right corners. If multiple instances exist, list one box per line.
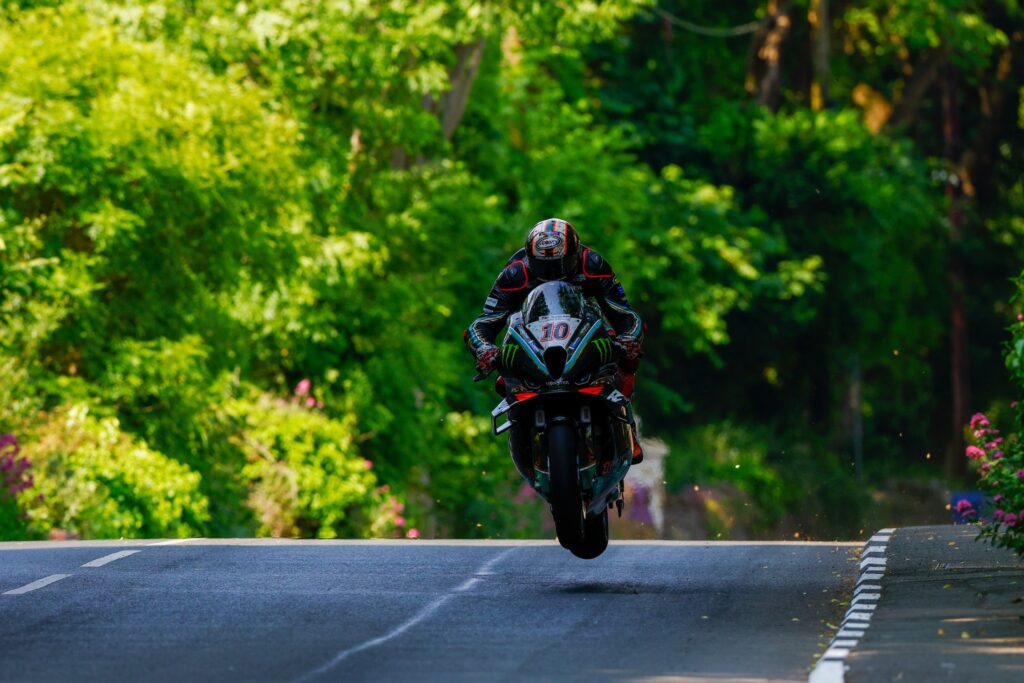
left=654, top=7, right=767, bottom=38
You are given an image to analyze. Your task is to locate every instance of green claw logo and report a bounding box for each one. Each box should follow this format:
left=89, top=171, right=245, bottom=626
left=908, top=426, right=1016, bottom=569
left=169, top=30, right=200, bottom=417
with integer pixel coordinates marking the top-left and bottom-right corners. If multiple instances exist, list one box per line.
left=592, top=337, right=612, bottom=363
left=502, top=344, right=519, bottom=368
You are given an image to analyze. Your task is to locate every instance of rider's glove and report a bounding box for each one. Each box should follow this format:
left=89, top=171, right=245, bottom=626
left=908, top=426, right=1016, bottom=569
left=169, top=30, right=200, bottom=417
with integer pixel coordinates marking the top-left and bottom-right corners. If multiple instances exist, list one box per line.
left=474, top=343, right=500, bottom=374
left=615, top=335, right=642, bottom=362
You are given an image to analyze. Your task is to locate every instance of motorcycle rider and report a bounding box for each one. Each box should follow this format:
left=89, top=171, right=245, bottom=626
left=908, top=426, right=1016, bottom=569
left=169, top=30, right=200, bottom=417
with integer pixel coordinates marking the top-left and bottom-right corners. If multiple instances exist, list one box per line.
left=464, top=218, right=646, bottom=463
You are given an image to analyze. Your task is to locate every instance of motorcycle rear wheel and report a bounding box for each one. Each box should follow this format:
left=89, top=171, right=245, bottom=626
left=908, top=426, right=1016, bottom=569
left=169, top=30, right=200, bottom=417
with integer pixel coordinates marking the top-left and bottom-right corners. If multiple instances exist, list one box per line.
left=548, top=422, right=585, bottom=551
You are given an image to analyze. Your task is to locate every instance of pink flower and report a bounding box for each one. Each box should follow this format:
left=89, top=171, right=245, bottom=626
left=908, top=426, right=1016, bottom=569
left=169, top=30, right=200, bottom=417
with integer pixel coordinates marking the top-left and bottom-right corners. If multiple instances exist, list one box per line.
left=363, top=459, right=373, bottom=470
left=970, top=413, right=990, bottom=429
left=1018, top=314, right=1023, bottom=321
left=994, top=494, right=1004, bottom=503
left=980, top=462, right=992, bottom=475
left=405, top=528, right=420, bottom=539
left=1017, top=469, right=1024, bottom=480
left=394, top=516, right=406, bottom=527
left=966, top=446, right=985, bottom=460
left=956, top=500, right=975, bottom=513
left=1012, top=401, right=1019, bottom=409
left=295, top=379, right=311, bottom=396
left=995, top=509, right=1005, bottom=520
left=994, top=451, right=1004, bottom=459
left=986, top=439, right=1005, bottom=448
left=315, top=400, right=324, bottom=409
left=1004, top=513, right=1018, bottom=528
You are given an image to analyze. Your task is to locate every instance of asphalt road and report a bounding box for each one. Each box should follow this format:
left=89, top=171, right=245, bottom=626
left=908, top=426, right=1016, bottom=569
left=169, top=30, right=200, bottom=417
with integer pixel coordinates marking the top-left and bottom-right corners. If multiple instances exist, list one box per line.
left=0, top=539, right=858, bottom=682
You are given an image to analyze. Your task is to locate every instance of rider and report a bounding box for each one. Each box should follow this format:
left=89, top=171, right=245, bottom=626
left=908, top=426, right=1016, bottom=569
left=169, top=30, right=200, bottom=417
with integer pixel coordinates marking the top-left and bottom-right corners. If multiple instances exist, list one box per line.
left=464, top=218, right=646, bottom=463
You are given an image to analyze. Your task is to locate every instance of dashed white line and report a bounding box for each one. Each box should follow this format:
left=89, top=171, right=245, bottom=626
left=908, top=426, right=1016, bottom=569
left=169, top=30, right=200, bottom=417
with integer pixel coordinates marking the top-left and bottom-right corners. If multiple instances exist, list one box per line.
left=291, top=548, right=517, bottom=683
left=81, top=550, right=141, bottom=568
left=3, top=574, right=70, bottom=595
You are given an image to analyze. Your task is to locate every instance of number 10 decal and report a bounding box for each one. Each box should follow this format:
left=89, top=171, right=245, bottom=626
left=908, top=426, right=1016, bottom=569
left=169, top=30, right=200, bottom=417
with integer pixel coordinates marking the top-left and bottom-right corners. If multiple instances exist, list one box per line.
left=540, top=322, right=570, bottom=342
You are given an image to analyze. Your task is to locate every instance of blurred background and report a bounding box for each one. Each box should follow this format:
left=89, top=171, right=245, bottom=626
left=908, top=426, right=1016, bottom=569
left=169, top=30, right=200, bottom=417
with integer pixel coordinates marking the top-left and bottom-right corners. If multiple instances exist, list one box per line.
left=2, top=0, right=1022, bottom=542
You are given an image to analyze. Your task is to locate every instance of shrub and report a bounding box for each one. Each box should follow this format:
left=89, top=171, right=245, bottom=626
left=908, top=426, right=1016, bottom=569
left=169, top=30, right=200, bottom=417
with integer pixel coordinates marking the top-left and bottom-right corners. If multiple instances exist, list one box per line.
left=966, top=270, right=1024, bottom=554
left=230, top=387, right=403, bottom=539
left=18, top=405, right=209, bottom=539
left=0, top=434, right=32, bottom=540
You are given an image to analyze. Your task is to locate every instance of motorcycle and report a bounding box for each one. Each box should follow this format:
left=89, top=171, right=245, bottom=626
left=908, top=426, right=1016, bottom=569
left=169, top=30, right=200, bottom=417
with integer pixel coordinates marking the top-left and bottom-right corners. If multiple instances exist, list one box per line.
left=476, top=280, right=638, bottom=559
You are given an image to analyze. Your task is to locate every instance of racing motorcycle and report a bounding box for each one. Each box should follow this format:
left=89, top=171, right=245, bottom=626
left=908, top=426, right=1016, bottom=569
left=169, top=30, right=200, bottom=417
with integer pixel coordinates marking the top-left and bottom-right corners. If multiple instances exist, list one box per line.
left=476, top=281, right=637, bottom=559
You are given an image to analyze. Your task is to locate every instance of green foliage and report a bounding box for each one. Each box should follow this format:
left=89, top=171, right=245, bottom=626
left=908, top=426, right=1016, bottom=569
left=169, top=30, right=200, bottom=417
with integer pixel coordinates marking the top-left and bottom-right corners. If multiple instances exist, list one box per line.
left=664, top=421, right=863, bottom=538
left=3, top=0, right=1024, bottom=542
left=18, top=406, right=209, bottom=539
left=232, top=394, right=395, bottom=539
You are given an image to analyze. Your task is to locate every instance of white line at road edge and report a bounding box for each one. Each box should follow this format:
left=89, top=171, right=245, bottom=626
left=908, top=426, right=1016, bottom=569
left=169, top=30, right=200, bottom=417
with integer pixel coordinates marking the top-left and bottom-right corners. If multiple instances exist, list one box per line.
left=81, top=550, right=142, bottom=568
left=808, top=528, right=894, bottom=683
left=148, top=538, right=200, bottom=546
left=3, top=574, right=71, bottom=595
left=291, top=548, right=518, bottom=683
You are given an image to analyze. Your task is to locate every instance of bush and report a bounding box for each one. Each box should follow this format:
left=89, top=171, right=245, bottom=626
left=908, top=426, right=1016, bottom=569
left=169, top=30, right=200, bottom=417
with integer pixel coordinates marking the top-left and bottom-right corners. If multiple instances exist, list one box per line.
left=966, top=271, right=1024, bottom=553
left=18, top=405, right=209, bottom=539
left=230, top=388, right=404, bottom=539
left=0, top=434, right=32, bottom=540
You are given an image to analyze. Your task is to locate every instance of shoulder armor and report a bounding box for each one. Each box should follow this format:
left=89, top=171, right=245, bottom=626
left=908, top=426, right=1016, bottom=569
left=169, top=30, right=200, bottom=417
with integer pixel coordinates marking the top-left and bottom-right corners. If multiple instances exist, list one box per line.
left=581, top=248, right=613, bottom=279
left=497, top=259, right=529, bottom=292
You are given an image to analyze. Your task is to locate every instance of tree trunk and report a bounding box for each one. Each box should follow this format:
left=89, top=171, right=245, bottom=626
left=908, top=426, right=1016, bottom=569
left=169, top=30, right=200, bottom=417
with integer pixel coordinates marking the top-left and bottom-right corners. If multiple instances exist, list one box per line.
left=887, top=48, right=948, bottom=130
left=438, top=38, right=487, bottom=141
left=757, top=1, right=793, bottom=110
left=810, top=0, right=829, bottom=110
left=943, top=65, right=969, bottom=481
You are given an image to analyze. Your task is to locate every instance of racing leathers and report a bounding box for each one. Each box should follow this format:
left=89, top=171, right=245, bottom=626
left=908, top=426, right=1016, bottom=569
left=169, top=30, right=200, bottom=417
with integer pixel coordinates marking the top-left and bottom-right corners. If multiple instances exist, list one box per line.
left=464, top=245, right=646, bottom=461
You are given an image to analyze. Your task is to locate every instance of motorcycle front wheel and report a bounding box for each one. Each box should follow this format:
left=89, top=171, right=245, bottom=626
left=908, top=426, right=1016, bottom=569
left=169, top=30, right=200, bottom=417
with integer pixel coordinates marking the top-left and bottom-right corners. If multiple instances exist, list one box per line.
left=548, top=422, right=585, bottom=551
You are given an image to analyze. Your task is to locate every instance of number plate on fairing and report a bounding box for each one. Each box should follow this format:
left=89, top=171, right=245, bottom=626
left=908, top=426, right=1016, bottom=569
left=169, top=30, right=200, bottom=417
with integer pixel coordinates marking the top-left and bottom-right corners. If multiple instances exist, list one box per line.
left=527, top=316, right=582, bottom=349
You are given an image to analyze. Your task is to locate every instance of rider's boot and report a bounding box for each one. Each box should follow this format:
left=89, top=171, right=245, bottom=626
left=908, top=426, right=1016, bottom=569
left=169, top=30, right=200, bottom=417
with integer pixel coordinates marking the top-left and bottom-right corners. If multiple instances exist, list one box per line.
left=616, top=368, right=644, bottom=465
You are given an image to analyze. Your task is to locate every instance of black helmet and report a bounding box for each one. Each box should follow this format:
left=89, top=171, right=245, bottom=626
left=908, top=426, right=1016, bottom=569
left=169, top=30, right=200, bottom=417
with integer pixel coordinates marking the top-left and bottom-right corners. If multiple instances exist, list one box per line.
left=525, top=218, right=581, bottom=281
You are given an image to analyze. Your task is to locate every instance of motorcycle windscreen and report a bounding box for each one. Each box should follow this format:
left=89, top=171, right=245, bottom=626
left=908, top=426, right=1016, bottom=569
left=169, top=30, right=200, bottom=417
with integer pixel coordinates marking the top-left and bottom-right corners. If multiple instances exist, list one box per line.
left=522, top=282, right=585, bottom=350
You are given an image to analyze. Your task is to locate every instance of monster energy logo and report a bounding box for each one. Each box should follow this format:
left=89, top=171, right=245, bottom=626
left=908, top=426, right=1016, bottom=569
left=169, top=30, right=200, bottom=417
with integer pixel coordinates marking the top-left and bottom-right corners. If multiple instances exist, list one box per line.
left=501, top=344, right=519, bottom=368
left=592, top=337, right=613, bottom=363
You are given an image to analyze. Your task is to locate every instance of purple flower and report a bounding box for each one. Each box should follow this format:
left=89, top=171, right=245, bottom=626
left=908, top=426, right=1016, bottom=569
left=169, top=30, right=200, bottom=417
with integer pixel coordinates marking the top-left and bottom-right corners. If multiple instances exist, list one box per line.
left=995, top=509, right=1005, bottom=520
left=994, top=494, right=1004, bottom=503
left=993, top=451, right=1004, bottom=460
left=1017, top=469, right=1024, bottom=480
left=986, top=439, right=1005, bottom=449
left=1004, top=513, right=1018, bottom=528
left=956, top=500, right=975, bottom=513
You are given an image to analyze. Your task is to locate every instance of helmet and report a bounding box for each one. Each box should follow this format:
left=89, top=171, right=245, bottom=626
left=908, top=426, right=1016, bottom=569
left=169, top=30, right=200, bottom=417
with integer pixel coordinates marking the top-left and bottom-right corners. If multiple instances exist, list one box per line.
left=525, top=218, right=581, bottom=281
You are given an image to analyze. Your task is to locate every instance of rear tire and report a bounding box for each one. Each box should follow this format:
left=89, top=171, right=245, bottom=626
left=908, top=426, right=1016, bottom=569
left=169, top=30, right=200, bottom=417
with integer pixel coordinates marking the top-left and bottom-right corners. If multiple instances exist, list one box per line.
left=548, top=423, right=584, bottom=550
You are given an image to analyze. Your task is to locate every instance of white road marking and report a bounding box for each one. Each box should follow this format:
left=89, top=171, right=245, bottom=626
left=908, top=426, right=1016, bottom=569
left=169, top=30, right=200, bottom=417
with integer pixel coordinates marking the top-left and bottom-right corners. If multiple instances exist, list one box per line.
left=291, top=548, right=517, bottom=683
left=808, top=660, right=845, bottom=683
left=3, top=574, right=70, bottom=595
left=859, top=556, right=886, bottom=570
left=857, top=571, right=884, bottom=584
left=148, top=538, right=199, bottom=546
left=809, top=528, right=894, bottom=683
left=81, top=550, right=141, bottom=568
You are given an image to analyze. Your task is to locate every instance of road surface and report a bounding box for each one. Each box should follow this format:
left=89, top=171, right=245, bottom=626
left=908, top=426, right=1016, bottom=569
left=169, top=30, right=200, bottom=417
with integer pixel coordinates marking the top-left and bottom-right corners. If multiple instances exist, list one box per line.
left=0, top=539, right=858, bottom=682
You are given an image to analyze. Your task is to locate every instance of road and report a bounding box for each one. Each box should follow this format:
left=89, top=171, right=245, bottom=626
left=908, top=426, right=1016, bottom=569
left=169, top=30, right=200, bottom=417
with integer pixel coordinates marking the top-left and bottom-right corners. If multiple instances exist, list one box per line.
left=0, top=539, right=858, bottom=682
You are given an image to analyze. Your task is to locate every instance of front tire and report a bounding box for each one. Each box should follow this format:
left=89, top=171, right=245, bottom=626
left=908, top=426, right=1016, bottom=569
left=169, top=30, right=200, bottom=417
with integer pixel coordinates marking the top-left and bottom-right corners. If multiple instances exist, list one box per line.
left=574, top=508, right=609, bottom=559
left=548, top=422, right=584, bottom=550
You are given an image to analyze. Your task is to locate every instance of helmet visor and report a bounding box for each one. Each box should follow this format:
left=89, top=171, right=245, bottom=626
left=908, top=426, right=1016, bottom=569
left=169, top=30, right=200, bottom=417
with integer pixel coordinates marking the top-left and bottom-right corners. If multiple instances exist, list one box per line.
left=529, top=255, right=569, bottom=281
